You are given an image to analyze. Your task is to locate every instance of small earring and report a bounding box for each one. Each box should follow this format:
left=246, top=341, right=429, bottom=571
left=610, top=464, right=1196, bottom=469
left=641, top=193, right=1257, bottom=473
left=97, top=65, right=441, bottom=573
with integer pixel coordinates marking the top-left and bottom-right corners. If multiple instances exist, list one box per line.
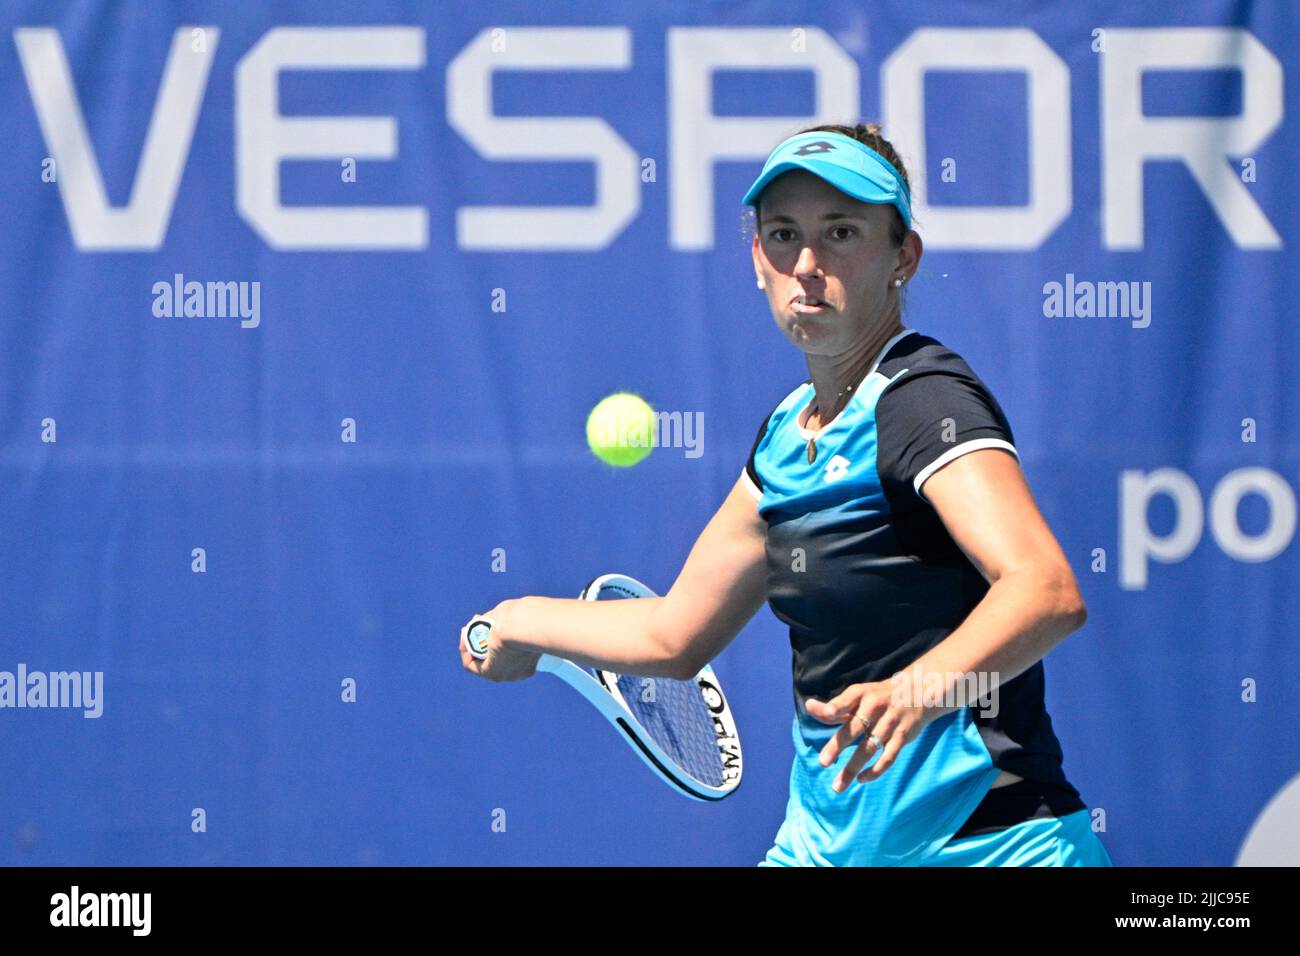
left=756, top=280, right=765, bottom=290
left=893, top=277, right=905, bottom=288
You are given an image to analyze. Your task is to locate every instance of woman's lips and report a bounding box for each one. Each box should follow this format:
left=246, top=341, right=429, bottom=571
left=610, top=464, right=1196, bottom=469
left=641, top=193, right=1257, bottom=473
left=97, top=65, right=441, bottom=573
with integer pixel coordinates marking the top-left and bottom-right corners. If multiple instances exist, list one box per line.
left=792, top=297, right=830, bottom=314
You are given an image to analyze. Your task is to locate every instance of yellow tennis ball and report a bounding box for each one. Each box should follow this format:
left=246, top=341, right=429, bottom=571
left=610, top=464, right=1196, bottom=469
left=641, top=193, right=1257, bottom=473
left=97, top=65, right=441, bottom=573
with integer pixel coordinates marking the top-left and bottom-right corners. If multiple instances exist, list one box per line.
left=586, top=392, right=656, bottom=467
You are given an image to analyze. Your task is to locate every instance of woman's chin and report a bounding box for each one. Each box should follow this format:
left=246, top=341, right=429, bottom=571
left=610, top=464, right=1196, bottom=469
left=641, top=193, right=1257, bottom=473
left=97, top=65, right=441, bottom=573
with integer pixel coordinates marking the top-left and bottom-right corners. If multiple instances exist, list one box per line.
left=786, top=319, right=832, bottom=346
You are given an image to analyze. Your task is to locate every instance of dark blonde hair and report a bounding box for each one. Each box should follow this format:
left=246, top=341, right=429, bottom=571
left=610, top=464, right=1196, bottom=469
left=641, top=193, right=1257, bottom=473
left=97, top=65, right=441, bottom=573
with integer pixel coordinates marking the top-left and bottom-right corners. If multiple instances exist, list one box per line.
left=744, top=121, right=915, bottom=248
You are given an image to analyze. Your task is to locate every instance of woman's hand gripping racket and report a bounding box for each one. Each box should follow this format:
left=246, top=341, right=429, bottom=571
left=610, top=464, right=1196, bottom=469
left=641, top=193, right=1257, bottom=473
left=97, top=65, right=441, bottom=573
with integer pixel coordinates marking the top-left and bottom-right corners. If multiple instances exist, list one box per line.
left=461, top=572, right=743, bottom=801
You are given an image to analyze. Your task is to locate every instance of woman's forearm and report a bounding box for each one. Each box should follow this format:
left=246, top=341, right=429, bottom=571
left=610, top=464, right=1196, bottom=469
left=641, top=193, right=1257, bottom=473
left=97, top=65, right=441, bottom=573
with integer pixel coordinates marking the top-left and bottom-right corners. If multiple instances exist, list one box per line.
left=500, top=594, right=683, bottom=676
left=894, top=565, right=1087, bottom=723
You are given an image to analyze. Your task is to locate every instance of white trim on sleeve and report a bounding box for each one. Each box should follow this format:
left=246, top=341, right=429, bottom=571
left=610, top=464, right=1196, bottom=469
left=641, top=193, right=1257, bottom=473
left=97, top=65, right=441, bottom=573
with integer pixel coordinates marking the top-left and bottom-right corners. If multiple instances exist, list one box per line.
left=740, top=467, right=763, bottom=502
left=913, top=439, right=1018, bottom=499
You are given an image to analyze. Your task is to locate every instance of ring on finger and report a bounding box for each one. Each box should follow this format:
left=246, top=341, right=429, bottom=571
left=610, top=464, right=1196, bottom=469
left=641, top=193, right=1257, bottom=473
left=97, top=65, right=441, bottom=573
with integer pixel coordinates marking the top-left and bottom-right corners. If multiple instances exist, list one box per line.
left=849, top=712, right=882, bottom=751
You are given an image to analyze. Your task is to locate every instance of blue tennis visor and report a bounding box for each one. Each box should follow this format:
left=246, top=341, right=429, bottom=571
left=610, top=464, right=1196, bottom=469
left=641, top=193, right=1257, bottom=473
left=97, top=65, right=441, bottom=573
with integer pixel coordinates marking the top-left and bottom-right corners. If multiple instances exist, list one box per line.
left=743, top=130, right=912, bottom=229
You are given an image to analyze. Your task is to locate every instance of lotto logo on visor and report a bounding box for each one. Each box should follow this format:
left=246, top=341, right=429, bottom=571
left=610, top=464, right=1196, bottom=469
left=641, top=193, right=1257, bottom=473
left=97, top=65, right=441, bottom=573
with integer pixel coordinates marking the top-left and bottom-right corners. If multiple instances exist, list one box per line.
left=743, top=131, right=912, bottom=229
left=793, top=141, right=837, bottom=155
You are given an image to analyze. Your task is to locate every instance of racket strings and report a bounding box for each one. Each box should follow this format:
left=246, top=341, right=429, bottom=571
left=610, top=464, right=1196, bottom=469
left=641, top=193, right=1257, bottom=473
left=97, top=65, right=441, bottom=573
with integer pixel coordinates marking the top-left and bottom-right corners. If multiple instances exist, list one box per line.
left=615, top=674, right=726, bottom=787
left=587, top=577, right=737, bottom=793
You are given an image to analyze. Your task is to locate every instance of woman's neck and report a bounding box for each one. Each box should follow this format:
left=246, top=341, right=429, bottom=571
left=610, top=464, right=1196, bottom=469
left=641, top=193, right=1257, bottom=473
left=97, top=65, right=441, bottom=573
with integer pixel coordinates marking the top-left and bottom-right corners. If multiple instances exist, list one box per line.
left=804, top=318, right=905, bottom=428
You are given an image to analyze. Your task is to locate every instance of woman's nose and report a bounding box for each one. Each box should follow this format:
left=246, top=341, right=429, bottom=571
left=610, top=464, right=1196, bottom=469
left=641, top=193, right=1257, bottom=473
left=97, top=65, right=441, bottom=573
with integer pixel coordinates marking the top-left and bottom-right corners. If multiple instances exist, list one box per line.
left=794, top=244, right=822, bottom=277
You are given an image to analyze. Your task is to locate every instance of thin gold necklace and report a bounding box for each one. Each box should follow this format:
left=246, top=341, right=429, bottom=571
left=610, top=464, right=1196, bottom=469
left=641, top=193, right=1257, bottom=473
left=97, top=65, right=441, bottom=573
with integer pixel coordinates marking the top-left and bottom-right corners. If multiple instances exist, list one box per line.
left=805, top=382, right=855, bottom=464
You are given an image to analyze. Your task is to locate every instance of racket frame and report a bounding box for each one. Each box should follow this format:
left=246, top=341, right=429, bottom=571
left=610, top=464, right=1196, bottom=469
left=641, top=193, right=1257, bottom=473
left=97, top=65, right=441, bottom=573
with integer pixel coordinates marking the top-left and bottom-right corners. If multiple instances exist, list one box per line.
left=541, top=572, right=742, bottom=802
left=461, top=572, right=743, bottom=801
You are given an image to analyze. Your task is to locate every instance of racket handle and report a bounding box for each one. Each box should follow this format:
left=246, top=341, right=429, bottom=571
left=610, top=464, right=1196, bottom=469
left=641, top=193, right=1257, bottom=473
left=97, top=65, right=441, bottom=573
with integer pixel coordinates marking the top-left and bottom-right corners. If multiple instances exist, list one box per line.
left=462, top=615, right=495, bottom=660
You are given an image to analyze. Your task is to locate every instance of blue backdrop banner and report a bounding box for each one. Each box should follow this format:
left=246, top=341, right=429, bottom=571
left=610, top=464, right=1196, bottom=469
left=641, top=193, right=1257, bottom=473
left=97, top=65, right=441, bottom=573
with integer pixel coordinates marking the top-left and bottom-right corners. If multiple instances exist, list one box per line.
left=1, top=0, right=1296, bottom=866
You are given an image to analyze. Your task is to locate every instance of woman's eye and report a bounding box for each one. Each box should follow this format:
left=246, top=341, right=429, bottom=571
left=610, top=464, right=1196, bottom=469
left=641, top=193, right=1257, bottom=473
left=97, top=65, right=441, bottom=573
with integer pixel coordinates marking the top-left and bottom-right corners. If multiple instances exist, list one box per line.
left=767, top=226, right=854, bottom=242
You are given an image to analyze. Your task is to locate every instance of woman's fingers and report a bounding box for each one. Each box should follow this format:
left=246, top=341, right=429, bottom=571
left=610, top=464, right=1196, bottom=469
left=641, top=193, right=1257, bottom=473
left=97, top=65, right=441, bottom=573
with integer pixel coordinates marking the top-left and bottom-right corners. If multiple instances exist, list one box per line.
left=809, top=682, right=929, bottom=789
left=818, top=696, right=925, bottom=791
left=833, top=729, right=881, bottom=791
left=460, top=610, right=541, bottom=683
left=835, top=708, right=902, bottom=789
left=817, top=692, right=882, bottom=768
left=855, top=708, right=918, bottom=784
left=818, top=714, right=861, bottom=768
left=805, top=686, right=860, bottom=724
left=830, top=705, right=894, bottom=788
left=459, top=634, right=483, bottom=675
left=856, top=732, right=906, bottom=783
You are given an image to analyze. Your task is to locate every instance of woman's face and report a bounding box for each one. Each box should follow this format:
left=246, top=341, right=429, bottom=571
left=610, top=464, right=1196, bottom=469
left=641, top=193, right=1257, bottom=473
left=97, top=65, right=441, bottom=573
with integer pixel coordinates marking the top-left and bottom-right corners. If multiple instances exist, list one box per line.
left=752, top=170, right=910, bottom=356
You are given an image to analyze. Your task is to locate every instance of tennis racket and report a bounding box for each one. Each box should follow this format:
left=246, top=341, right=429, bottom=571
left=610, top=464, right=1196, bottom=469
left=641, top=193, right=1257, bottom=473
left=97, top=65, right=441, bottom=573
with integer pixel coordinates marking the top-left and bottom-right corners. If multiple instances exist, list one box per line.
left=462, top=572, right=742, bottom=801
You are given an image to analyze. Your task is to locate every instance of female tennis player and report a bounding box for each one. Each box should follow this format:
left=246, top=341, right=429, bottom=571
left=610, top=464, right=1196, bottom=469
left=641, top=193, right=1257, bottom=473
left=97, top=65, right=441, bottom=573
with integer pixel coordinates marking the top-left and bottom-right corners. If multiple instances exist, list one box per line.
left=460, top=122, right=1113, bottom=867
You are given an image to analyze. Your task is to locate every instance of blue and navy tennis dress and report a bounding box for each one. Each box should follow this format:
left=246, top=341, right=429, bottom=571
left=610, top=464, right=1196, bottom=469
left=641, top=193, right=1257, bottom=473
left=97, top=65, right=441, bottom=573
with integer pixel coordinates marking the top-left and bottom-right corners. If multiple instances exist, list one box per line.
left=743, top=328, right=1112, bottom=866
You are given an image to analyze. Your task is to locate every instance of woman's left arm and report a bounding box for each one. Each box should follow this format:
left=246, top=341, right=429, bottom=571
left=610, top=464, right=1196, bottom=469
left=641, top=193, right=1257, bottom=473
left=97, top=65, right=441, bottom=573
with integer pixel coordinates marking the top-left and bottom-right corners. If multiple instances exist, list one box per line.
left=806, top=447, right=1088, bottom=790
left=897, top=446, right=1087, bottom=709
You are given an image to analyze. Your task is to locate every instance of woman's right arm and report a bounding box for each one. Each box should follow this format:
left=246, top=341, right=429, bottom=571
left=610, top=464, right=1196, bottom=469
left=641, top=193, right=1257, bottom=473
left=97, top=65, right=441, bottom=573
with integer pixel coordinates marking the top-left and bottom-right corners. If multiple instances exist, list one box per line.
left=462, top=475, right=769, bottom=681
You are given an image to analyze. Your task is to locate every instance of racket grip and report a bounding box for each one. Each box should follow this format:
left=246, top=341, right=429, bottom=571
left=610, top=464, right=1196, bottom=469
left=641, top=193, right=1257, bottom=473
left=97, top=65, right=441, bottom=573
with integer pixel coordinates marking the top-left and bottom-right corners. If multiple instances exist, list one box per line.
left=462, top=615, right=495, bottom=660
